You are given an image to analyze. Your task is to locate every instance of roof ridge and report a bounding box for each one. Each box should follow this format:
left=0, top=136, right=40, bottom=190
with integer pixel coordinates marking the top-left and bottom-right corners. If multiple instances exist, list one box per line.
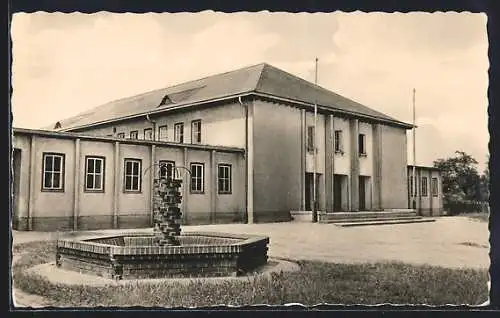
left=257, top=63, right=398, bottom=120
left=97, top=62, right=268, bottom=105
left=260, top=63, right=352, bottom=100
left=163, top=62, right=267, bottom=93
left=52, top=62, right=268, bottom=127
left=252, top=63, right=268, bottom=91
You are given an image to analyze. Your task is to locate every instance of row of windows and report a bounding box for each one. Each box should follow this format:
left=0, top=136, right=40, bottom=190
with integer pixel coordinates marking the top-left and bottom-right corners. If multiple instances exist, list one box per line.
left=41, top=153, right=232, bottom=194
left=409, top=176, right=439, bottom=197
left=307, top=127, right=367, bottom=155
left=113, top=120, right=202, bottom=144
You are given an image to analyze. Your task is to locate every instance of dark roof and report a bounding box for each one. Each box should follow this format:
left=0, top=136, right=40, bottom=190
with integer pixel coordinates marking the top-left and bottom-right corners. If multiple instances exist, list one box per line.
left=48, top=63, right=412, bottom=131
left=408, top=165, right=440, bottom=171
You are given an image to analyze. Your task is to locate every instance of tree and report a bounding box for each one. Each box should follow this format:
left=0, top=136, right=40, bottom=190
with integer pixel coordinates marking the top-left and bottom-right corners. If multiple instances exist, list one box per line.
left=478, top=155, right=490, bottom=202
left=433, top=151, right=483, bottom=203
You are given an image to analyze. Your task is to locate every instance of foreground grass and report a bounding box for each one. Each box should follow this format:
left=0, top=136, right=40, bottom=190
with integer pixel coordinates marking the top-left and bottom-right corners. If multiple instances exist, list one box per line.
left=12, top=241, right=488, bottom=307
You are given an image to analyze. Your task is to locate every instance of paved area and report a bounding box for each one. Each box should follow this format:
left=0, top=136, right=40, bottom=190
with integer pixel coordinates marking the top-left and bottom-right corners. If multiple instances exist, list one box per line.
left=11, top=216, right=489, bottom=308
left=12, top=216, right=489, bottom=269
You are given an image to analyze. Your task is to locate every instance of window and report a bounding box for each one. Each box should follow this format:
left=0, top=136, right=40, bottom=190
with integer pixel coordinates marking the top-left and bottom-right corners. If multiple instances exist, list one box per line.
left=190, top=163, right=204, bottom=193
left=334, top=130, right=343, bottom=153
left=144, top=128, right=153, bottom=140
left=432, top=177, right=439, bottom=197
left=117, top=133, right=125, bottom=139
left=85, top=156, right=105, bottom=192
left=130, top=131, right=138, bottom=139
left=421, top=177, right=428, bottom=197
left=191, top=120, right=202, bottom=144
left=124, top=159, right=141, bottom=192
left=307, top=126, right=315, bottom=152
left=158, top=125, right=168, bottom=141
left=218, top=164, right=232, bottom=194
left=42, top=153, right=65, bottom=191
left=358, top=134, right=366, bottom=155
left=174, top=123, right=184, bottom=143
left=159, top=160, right=176, bottom=180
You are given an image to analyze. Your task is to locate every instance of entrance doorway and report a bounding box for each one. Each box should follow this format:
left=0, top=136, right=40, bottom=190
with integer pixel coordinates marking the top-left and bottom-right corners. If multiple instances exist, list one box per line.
left=359, top=176, right=371, bottom=211
left=305, top=173, right=320, bottom=211
left=333, top=174, right=348, bottom=212
left=13, top=149, right=21, bottom=229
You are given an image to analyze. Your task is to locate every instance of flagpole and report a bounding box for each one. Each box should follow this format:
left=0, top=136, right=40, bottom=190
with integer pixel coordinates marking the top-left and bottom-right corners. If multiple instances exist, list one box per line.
left=412, top=88, right=417, bottom=211
left=312, top=58, right=319, bottom=222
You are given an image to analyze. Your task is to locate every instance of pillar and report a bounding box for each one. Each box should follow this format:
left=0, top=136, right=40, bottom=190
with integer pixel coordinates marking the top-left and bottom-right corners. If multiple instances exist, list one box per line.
left=27, top=135, right=36, bottom=231
left=325, top=114, right=335, bottom=213
left=372, top=124, right=382, bottom=210
left=210, top=150, right=217, bottom=223
left=149, top=144, right=156, bottom=226
left=418, top=169, right=422, bottom=213
left=73, top=138, right=81, bottom=230
left=300, top=109, right=306, bottom=211
left=430, top=171, right=434, bottom=216
left=113, top=141, right=120, bottom=229
left=246, top=102, right=255, bottom=223
left=182, top=147, right=189, bottom=224
left=349, top=118, right=360, bottom=211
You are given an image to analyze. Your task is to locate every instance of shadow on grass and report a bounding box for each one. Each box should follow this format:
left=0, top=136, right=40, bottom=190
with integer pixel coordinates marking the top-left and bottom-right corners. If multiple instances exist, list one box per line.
left=11, top=241, right=489, bottom=308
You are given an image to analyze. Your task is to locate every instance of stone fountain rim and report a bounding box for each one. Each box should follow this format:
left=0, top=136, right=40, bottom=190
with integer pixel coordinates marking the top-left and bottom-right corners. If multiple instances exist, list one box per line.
left=56, top=231, right=270, bottom=256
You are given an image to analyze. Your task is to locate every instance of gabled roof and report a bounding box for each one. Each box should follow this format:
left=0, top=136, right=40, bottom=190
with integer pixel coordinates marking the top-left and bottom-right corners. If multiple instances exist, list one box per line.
left=48, top=63, right=412, bottom=131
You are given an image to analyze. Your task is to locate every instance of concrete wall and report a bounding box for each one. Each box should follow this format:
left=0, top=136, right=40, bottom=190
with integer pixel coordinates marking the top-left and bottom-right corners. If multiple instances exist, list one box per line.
left=380, top=125, right=408, bottom=209
left=72, top=102, right=247, bottom=148
left=78, top=140, right=115, bottom=229
left=430, top=170, right=443, bottom=214
left=118, top=143, right=152, bottom=228
left=28, top=136, right=76, bottom=230
left=12, top=135, right=32, bottom=230
left=358, top=121, right=373, bottom=177
left=305, top=112, right=325, bottom=174
left=251, top=99, right=301, bottom=222
left=333, top=117, right=351, bottom=175
left=12, top=131, right=244, bottom=231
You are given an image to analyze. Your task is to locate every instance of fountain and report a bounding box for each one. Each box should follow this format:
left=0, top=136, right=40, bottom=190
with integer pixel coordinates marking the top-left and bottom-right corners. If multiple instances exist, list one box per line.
left=56, top=164, right=269, bottom=280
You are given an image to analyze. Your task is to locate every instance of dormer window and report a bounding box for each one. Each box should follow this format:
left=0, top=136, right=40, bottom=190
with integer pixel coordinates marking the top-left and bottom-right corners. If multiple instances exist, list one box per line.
left=159, top=95, right=173, bottom=107
left=54, top=121, right=62, bottom=129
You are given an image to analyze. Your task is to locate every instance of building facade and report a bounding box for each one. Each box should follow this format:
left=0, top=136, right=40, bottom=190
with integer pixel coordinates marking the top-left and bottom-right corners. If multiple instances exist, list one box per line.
left=12, top=128, right=245, bottom=231
left=407, top=165, right=444, bottom=216
left=11, top=63, right=443, bottom=231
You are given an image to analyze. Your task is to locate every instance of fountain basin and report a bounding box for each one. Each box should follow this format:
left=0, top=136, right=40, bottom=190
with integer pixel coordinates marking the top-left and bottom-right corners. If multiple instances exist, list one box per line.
left=56, top=232, right=269, bottom=280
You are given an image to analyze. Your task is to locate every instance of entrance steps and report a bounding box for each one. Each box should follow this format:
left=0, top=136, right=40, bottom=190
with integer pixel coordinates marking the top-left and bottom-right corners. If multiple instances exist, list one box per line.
left=314, top=210, right=436, bottom=227
left=333, top=218, right=436, bottom=227
left=291, top=210, right=436, bottom=226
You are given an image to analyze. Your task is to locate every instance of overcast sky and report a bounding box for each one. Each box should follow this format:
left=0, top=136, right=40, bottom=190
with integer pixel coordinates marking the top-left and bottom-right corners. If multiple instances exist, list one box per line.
left=10, top=12, right=489, bottom=170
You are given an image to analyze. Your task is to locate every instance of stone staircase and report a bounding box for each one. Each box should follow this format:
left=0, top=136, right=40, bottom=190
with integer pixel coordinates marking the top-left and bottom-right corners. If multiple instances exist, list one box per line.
left=317, top=209, right=436, bottom=227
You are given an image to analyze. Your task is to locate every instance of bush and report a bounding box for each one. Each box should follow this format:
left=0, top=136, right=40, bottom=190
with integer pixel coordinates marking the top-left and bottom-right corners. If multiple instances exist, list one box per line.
left=444, top=201, right=488, bottom=216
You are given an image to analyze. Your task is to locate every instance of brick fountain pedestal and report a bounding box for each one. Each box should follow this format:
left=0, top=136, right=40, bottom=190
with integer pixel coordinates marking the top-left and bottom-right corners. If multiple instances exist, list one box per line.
left=55, top=164, right=269, bottom=280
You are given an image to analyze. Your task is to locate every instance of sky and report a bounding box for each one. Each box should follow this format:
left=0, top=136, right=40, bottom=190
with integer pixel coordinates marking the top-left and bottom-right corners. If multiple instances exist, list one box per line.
left=10, top=12, right=489, bottom=171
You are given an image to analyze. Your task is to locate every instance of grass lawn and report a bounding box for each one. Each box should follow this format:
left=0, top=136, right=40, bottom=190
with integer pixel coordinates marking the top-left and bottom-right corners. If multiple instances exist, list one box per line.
left=12, top=241, right=489, bottom=307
